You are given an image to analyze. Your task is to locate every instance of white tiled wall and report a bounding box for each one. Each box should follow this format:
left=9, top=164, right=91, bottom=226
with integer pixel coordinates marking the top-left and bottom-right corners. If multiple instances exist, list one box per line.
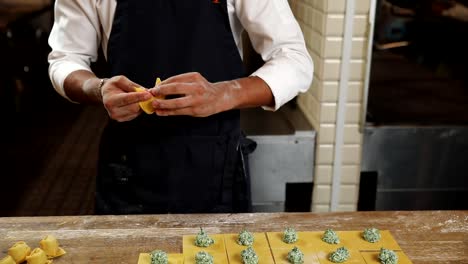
left=289, top=0, right=371, bottom=212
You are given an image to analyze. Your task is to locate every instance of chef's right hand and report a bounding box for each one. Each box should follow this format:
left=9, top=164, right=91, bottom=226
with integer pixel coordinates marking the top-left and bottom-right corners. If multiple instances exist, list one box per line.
left=101, top=75, right=152, bottom=122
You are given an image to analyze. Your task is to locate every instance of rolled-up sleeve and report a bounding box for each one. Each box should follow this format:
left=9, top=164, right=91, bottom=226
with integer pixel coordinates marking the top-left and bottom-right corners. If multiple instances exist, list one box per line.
left=235, top=0, right=314, bottom=111
left=48, top=0, right=101, bottom=101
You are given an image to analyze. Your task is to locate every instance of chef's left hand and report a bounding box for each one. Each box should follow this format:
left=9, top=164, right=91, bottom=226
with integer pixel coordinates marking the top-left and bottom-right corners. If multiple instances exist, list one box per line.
left=149, top=72, right=235, bottom=117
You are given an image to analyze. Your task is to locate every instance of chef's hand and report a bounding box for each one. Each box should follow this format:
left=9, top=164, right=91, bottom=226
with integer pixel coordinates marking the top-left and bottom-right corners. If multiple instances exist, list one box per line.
left=101, top=75, right=152, bottom=122
left=149, top=72, right=236, bottom=117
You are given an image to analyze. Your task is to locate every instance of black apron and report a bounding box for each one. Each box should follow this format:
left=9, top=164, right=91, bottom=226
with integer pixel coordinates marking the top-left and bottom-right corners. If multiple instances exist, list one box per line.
left=95, top=0, right=253, bottom=214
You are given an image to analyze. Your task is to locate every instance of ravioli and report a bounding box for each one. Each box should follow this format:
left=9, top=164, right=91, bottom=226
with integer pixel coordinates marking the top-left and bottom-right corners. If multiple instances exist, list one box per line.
left=8, top=241, right=31, bottom=263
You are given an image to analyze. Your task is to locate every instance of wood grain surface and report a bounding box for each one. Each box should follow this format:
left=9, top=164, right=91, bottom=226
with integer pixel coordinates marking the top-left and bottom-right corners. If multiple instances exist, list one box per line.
left=0, top=211, right=466, bottom=263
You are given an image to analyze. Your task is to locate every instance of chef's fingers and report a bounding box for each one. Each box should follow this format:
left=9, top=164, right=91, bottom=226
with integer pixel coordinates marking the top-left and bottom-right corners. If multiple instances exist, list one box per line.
left=152, top=96, right=195, bottom=110
left=114, top=112, right=141, bottom=122
left=149, top=83, right=199, bottom=97
left=110, top=75, right=144, bottom=93
left=161, top=72, right=205, bottom=85
left=155, top=107, right=197, bottom=117
left=109, top=92, right=152, bottom=107
left=109, top=104, right=142, bottom=122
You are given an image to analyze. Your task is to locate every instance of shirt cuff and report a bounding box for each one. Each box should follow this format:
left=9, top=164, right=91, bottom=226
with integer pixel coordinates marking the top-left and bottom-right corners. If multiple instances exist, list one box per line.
left=49, top=61, right=91, bottom=103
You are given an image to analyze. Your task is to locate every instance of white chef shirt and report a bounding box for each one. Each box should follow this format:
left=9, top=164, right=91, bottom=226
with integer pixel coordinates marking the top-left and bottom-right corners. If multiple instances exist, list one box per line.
left=48, top=0, right=313, bottom=111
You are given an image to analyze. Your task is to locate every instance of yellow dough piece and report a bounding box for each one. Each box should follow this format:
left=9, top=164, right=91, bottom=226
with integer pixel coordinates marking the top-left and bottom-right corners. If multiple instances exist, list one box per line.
left=316, top=248, right=366, bottom=264
left=224, top=233, right=273, bottom=264
left=0, top=256, right=16, bottom=264
left=272, top=248, right=320, bottom=264
left=300, top=231, right=357, bottom=251
left=340, top=230, right=402, bottom=251
left=8, top=241, right=31, bottom=263
left=183, top=251, right=228, bottom=264
left=25, top=248, right=52, bottom=264
left=224, top=233, right=270, bottom=252
left=135, top=77, right=163, bottom=114
left=182, top=234, right=226, bottom=256
left=39, top=235, right=66, bottom=258
left=137, top=253, right=184, bottom=264
left=226, top=248, right=274, bottom=264
left=266, top=232, right=310, bottom=250
left=361, top=251, right=413, bottom=264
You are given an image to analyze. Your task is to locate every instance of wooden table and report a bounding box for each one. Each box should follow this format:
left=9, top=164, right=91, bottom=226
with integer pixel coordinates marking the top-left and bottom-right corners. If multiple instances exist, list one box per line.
left=0, top=211, right=466, bottom=263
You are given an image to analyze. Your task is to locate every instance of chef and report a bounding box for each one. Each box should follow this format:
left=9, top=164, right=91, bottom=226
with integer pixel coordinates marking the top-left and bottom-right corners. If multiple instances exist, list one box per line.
left=48, top=0, right=313, bottom=214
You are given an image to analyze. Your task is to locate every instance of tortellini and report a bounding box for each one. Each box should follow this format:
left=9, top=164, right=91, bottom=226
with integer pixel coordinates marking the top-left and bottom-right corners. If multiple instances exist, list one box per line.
left=0, top=256, right=16, bottom=264
left=25, top=248, right=51, bottom=264
left=39, top=235, right=66, bottom=258
left=5, top=235, right=65, bottom=264
left=7, top=241, right=31, bottom=263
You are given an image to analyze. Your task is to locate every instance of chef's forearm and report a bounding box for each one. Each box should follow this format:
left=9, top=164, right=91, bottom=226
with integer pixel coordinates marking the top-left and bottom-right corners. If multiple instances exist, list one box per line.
left=228, top=76, right=275, bottom=110
left=63, top=70, right=102, bottom=104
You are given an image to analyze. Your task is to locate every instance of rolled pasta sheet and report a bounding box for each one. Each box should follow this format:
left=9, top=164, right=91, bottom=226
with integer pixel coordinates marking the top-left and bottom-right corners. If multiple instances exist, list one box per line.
left=0, top=256, right=16, bottom=264
left=39, top=235, right=66, bottom=258
left=8, top=241, right=31, bottom=263
left=25, top=248, right=52, bottom=264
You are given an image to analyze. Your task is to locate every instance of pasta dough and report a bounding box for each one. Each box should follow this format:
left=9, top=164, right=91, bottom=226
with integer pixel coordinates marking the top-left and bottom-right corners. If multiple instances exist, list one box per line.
left=224, top=233, right=270, bottom=252
left=340, top=231, right=401, bottom=251
left=25, top=248, right=51, bottom=264
left=361, top=251, right=413, bottom=264
left=39, top=235, right=66, bottom=258
left=137, top=253, right=184, bottom=264
left=8, top=241, right=31, bottom=263
left=183, top=252, right=228, bottom=264
left=272, top=248, right=320, bottom=264
left=135, top=77, right=163, bottom=114
left=266, top=232, right=309, bottom=250
left=182, top=234, right=226, bottom=256
left=316, top=249, right=366, bottom=264
left=0, top=256, right=16, bottom=264
left=226, top=249, right=274, bottom=264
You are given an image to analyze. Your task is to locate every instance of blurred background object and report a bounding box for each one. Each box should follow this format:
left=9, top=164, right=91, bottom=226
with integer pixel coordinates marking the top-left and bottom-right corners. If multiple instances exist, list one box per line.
left=0, top=0, right=106, bottom=217
left=360, top=0, right=468, bottom=211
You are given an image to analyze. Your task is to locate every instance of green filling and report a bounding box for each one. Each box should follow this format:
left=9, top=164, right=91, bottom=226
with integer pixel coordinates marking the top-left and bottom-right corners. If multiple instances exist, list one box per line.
left=241, top=246, right=259, bottom=264
left=287, top=246, right=304, bottom=264
left=195, top=251, right=214, bottom=264
left=322, top=229, right=340, bottom=244
left=195, top=228, right=215, bottom=247
left=283, top=227, right=298, bottom=244
left=362, top=228, right=381, bottom=243
left=329, top=247, right=350, bottom=263
left=379, top=248, right=398, bottom=264
left=237, top=230, right=255, bottom=246
left=150, top=250, right=168, bottom=264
